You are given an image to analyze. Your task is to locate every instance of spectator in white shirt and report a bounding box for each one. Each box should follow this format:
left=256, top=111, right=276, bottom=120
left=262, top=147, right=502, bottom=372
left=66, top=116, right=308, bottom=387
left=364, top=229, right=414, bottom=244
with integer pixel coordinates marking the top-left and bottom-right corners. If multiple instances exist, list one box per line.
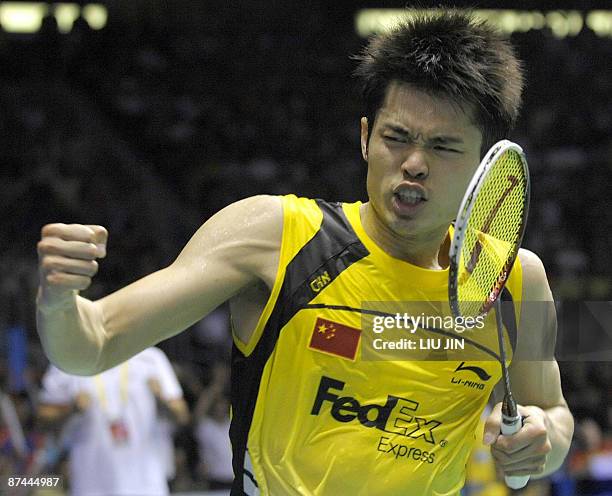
left=38, top=347, right=189, bottom=496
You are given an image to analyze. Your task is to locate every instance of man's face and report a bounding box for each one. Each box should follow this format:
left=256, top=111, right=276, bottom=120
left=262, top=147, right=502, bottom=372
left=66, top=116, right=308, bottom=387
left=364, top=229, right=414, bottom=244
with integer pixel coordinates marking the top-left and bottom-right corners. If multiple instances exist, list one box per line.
left=361, top=82, right=483, bottom=238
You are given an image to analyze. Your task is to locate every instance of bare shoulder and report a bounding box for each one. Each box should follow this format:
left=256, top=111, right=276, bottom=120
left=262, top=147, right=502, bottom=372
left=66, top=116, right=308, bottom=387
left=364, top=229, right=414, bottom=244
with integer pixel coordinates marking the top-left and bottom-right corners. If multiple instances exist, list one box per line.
left=212, top=194, right=283, bottom=227
left=192, top=194, right=282, bottom=240
left=518, top=248, right=553, bottom=302
left=176, top=195, right=283, bottom=285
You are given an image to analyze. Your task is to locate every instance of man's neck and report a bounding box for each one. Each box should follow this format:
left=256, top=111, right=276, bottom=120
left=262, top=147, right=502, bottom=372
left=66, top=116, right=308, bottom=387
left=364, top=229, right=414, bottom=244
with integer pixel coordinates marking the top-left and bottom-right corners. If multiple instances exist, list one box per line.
left=360, top=203, right=450, bottom=270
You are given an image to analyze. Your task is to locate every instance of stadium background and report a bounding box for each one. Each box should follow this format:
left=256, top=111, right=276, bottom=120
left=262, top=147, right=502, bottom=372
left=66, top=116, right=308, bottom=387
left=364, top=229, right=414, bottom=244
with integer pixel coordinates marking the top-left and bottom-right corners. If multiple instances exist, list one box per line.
left=0, top=0, right=610, bottom=494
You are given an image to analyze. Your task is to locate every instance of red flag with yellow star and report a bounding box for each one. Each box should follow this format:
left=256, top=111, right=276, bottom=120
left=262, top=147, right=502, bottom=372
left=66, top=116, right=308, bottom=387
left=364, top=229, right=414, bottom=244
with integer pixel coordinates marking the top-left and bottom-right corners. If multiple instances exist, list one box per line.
left=308, top=317, right=361, bottom=360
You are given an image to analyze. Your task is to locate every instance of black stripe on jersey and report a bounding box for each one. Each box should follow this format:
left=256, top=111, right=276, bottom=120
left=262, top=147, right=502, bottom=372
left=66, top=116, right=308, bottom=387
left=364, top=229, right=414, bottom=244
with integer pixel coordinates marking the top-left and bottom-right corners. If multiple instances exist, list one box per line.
left=500, top=287, right=518, bottom=354
left=229, top=200, right=369, bottom=495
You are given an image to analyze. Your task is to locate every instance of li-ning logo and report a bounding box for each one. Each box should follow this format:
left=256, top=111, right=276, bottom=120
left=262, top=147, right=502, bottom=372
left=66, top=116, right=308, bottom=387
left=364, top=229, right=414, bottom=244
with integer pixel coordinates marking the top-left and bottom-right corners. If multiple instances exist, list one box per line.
left=310, top=376, right=442, bottom=445
left=454, top=362, right=491, bottom=381
left=309, top=271, right=331, bottom=292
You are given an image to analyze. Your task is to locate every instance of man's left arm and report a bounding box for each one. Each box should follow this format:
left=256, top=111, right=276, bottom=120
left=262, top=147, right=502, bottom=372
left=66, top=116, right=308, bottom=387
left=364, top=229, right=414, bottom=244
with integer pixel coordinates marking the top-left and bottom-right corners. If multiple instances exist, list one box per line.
left=484, top=249, right=574, bottom=479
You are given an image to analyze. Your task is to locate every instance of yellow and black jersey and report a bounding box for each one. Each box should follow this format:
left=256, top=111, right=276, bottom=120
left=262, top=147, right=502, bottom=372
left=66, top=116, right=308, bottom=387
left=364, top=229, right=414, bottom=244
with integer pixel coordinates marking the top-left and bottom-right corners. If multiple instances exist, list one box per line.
left=230, top=195, right=523, bottom=496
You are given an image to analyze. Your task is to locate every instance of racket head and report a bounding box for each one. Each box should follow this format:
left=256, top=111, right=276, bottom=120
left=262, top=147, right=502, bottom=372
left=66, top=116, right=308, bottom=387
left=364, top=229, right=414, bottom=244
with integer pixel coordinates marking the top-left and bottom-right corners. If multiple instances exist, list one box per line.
left=449, top=140, right=530, bottom=320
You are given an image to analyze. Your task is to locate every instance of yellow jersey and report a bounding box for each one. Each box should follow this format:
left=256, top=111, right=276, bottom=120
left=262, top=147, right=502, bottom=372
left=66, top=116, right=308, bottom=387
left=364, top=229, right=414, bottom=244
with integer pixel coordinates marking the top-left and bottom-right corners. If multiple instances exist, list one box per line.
left=230, top=195, right=522, bottom=496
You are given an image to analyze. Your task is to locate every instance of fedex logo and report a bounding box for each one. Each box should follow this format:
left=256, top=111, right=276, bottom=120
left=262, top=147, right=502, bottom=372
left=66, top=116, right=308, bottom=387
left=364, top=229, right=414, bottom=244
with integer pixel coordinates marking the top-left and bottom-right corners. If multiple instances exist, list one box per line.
left=310, top=376, right=442, bottom=445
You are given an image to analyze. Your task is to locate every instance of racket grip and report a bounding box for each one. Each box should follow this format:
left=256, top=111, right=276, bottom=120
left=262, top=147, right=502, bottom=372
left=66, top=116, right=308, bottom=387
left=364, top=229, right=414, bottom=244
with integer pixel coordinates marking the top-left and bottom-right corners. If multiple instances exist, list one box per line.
left=501, top=414, right=530, bottom=489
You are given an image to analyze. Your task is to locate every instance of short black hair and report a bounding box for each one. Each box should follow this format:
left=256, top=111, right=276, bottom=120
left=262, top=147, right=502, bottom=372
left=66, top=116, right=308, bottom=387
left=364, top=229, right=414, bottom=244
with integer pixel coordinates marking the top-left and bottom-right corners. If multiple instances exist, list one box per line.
left=353, top=9, right=524, bottom=154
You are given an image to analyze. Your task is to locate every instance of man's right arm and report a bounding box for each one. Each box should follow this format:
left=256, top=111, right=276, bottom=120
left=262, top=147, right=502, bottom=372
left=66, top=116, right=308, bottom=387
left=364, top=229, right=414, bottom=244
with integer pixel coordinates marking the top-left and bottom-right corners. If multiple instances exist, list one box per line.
left=37, top=195, right=283, bottom=375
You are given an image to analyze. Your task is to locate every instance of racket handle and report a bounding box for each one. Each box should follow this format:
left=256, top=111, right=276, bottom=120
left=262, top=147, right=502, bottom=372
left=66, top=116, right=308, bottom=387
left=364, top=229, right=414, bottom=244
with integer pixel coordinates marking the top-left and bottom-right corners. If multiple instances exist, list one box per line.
left=501, top=414, right=530, bottom=489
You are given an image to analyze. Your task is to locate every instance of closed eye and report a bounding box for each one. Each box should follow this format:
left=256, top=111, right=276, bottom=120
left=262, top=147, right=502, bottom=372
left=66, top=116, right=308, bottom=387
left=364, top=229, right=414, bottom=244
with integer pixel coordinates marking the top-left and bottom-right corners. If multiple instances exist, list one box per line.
left=383, top=135, right=405, bottom=143
left=434, top=145, right=463, bottom=154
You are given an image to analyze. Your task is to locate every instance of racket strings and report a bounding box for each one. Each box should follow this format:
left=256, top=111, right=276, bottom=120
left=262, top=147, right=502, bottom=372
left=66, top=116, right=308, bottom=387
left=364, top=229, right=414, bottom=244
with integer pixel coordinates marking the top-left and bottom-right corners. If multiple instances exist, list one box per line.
left=457, top=149, right=528, bottom=318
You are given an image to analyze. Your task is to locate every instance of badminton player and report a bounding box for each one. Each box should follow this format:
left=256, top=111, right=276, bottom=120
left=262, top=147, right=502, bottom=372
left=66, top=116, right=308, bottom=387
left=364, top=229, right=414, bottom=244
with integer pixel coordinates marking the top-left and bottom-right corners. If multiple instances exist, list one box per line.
left=36, top=10, right=573, bottom=495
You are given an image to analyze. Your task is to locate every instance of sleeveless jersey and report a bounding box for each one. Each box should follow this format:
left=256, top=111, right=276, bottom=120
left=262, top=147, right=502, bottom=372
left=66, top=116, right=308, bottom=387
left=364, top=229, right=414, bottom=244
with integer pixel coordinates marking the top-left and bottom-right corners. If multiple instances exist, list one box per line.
left=230, top=195, right=523, bottom=496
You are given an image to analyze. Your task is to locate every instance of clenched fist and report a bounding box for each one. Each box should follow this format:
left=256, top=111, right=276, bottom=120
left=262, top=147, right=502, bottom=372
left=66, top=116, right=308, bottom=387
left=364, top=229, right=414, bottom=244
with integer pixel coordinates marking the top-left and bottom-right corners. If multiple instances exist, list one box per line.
left=37, top=224, right=108, bottom=299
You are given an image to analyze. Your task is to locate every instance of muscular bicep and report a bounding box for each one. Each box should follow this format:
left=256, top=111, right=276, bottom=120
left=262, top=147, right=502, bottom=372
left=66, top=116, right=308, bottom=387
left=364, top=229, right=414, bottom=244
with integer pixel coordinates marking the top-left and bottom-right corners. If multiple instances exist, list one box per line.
left=99, top=252, right=249, bottom=354
left=94, top=195, right=282, bottom=370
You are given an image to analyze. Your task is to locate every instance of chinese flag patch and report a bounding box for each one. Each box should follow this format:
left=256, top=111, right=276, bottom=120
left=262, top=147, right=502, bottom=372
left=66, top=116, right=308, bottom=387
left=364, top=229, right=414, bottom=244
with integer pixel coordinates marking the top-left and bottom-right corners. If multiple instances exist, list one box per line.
left=308, top=317, right=361, bottom=360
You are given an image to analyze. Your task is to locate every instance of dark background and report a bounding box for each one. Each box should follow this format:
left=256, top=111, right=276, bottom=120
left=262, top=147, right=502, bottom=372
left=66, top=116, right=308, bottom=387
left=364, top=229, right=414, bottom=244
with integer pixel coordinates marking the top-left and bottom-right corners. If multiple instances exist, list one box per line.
left=0, top=1, right=611, bottom=493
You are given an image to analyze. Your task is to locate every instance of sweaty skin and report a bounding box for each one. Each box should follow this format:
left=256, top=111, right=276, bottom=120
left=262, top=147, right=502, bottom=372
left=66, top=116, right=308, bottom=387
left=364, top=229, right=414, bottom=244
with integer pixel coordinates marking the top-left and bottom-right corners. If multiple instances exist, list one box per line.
left=37, top=195, right=283, bottom=373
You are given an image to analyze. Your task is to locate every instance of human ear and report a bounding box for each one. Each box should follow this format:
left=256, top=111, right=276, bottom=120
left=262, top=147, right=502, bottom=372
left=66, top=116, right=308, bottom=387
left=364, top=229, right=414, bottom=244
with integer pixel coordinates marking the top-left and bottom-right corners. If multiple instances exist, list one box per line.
left=360, top=117, right=369, bottom=161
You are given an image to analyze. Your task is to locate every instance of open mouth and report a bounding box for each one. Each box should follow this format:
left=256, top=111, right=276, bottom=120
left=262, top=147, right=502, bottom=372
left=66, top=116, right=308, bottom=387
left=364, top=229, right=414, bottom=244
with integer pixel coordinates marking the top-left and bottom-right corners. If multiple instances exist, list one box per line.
left=391, top=184, right=428, bottom=217
left=394, top=189, right=426, bottom=205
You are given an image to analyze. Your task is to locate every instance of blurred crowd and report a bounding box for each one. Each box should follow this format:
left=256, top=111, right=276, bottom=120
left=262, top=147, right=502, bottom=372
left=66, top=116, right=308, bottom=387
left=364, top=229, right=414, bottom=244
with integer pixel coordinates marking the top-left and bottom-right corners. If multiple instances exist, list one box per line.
left=0, top=2, right=611, bottom=494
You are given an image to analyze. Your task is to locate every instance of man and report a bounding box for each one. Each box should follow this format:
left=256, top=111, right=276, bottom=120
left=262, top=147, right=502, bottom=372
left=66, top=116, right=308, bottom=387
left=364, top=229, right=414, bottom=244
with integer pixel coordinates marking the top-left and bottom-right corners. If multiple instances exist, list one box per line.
left=37, top=347, right=189, bottom=495
left=36, top=10, right=573, bottom=495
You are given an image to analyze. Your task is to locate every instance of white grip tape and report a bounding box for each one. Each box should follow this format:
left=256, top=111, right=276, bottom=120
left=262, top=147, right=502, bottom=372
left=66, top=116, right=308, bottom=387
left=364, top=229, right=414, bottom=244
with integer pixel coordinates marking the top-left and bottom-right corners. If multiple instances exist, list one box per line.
left=501, top=415, right=530, bottom=489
